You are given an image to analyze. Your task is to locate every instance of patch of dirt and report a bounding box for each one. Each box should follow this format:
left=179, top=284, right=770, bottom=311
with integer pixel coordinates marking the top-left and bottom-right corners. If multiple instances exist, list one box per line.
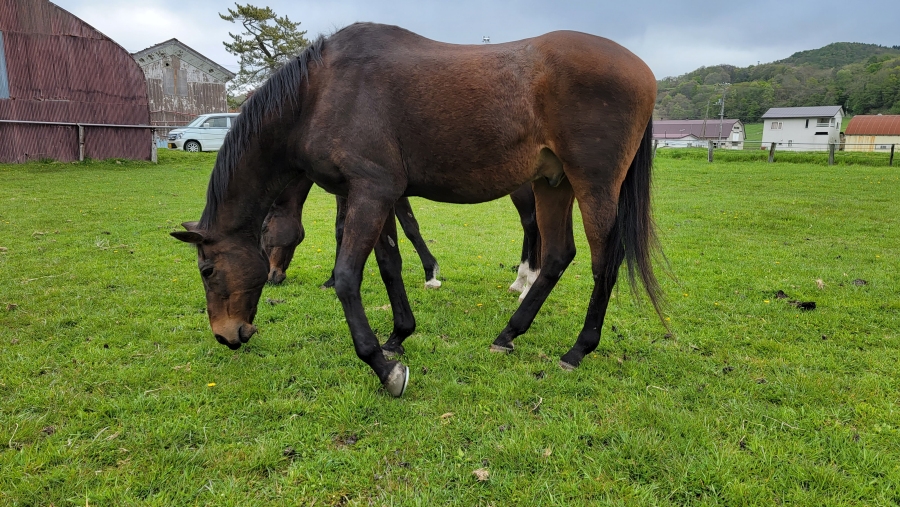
left=333, top=434, right=358, bottom=448
left=852, top=279, right=868, bottom=286
left=789, top=301, right=816, bottom=311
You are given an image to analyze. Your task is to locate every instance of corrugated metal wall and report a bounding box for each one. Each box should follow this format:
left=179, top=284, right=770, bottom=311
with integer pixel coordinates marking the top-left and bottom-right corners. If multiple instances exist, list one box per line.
left=0, top=0, right=151, bottom=162
left=143, top=55, right=230, bottom=136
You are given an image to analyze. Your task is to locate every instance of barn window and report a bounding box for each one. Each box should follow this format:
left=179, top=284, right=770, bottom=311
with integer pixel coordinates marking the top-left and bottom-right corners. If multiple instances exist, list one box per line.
left=770, top=121, right=782, bottom=130
left=0, top=31, right=9, bottom=99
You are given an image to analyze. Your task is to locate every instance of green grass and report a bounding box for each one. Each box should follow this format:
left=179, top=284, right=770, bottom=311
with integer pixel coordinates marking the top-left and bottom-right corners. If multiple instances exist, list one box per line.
left=1, top=150, right=898, bottom=505
left=661, top=146, right=896, bottom=166
left=743, top=122, right=763, bottom=147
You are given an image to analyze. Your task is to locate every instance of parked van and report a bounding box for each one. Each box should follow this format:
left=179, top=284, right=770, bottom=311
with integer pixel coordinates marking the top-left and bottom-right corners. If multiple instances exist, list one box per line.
left=167, top=113, right=240, bottom=152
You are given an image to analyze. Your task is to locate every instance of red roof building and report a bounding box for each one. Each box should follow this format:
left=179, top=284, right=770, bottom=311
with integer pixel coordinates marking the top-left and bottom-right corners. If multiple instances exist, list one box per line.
left=0, top=0, right=152, bottom=162
left=844, top=115, right=900, bottom=152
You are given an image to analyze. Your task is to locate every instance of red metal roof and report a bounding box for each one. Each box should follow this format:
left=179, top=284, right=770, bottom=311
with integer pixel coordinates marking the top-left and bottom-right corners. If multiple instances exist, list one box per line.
left=845, top=115, right=900, bottom=136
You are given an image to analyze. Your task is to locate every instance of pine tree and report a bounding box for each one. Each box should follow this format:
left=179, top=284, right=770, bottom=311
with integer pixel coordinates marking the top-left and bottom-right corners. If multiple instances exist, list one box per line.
left=220, top=3, right=309, bottom=96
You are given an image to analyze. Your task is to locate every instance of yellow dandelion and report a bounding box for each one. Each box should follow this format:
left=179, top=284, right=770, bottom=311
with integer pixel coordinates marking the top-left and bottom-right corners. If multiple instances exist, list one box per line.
left=207, top=382, right=216, bottom=387
left=477, top=303, right=483, bottom=307
left=764, top=300, right=770, bottom=304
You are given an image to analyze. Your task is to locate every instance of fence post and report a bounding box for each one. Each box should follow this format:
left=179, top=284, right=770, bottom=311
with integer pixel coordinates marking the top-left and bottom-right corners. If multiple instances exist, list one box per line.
left=708, top=140, right=714, bottom=163
left=768, top=143, right=776, bottom=163
left=151, top=128, right=158, bottom=164
left=828, top=143, right=835, bottom=165
left=652, top=139, right=658, bottom=160
left=891, top=144, right=895, bottom=167
left=77, top=124, right=85, bottom=162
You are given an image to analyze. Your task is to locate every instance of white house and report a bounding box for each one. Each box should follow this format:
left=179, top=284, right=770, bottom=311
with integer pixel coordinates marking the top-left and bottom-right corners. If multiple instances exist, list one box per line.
left=761, top=106, right=843, bottom=151
left=653, top=119, right=745, bottom=149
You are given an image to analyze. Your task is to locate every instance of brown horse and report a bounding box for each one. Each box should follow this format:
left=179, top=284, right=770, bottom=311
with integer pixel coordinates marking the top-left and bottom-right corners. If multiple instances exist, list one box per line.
left=261, top=175, right=441, bottom=288
left=172, top=23, right=662, bottom=397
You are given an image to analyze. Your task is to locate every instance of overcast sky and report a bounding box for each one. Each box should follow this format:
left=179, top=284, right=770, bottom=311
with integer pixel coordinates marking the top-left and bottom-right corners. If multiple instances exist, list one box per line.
left=52, top=0, right=898, bottom=79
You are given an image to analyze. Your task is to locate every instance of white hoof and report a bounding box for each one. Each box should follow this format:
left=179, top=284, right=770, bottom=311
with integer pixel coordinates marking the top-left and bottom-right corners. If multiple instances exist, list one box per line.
left=424, top=277, right=442, bottom=289
left=384, top=363, right=409, bottom=398
left=489, top=343, right=514, bottom=353
left=559, top=360, right=576, bottom=371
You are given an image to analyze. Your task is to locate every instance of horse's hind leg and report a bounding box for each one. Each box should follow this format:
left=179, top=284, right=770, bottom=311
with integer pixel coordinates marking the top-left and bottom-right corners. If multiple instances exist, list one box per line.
left=377, top=207, right=417, bottom=358
left=394, top=197, right=441, bottom=289
left=491, top=178, right=575, bottom=352
left=557, top=187, right=623, bottom=370
left=508, top=183, right=540, bottom=299
left=321, top=195, right=348, bottom=289
left=332, top=194, right=410, bottom=397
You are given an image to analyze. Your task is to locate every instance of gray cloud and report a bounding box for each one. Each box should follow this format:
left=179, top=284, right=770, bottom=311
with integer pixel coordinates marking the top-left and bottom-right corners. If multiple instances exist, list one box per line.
left=54, top=0, right=898, bottom=79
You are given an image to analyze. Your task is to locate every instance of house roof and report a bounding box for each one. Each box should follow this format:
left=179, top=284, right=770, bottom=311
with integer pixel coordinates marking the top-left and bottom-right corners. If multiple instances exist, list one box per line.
left=653, top=119, right=743, bottom=139
left=132, top=38, right=235, bottom=82
left=845, top=115, right=900, bottom=136
left=761, top=106, right=843, bottom=119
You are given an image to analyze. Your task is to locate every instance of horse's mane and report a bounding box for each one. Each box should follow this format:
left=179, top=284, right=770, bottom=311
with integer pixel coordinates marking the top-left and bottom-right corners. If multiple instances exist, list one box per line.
left=199, top=35, right=326, bottom=229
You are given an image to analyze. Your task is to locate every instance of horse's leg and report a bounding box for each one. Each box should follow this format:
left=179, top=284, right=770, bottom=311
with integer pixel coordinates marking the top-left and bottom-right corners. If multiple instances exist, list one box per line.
left=491, top=177, right=575, bottom=352
left=394, top=197, right=441, bottom=289
left=332, top=195, right=409, bottom=397
left=557, top=185, right=623, bottom=371
left=508, top=183, right=540, bottom=299
left=376, top=207, right=417, bottom=358
left=321, top=195, right=347, bottom=289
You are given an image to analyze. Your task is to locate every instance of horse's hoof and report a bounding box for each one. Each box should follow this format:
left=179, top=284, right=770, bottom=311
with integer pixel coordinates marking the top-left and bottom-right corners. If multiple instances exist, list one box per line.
left=424, top=278, right=442, bottom=289
left=489, top=343, right=514, bottom=354
left=383, top=362, right=409, bottom=398
left=559, top=360, right=576, bottom=371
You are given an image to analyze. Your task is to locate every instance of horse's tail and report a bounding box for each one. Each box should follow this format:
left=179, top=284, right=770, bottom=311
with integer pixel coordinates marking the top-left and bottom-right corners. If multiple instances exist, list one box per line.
left=605, top=117, right=666, bottom=324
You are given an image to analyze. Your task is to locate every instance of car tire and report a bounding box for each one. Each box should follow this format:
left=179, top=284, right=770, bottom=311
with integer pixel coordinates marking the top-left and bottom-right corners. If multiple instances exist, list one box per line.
left=184, top=141, right=201, bottom=152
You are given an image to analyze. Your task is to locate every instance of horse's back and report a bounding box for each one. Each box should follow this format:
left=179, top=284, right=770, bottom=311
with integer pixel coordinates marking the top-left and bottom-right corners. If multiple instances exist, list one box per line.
left=304, top=23, right=655, bottom=202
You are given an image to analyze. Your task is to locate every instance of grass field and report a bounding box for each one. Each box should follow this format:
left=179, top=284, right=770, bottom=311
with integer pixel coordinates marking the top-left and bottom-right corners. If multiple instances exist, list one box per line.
left=1, top=150, right=898, bottom=505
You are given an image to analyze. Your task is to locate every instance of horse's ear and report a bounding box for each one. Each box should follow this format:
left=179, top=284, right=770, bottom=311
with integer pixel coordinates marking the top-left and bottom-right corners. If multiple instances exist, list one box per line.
left=171, top=230, right=205, bottom=244
left=181, top=221, right=200, bottom=231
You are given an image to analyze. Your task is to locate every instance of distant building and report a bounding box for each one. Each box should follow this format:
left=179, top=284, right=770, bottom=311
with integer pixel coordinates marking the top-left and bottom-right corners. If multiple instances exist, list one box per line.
left=761, top=106, right=843, bottom=151
left=132, top=39, right=235, bottom=140
left=844, top=115, right=900, bottom=152
left=653, top=119, right=745, bottom=149
left=0, top=0, right=152, bottom=163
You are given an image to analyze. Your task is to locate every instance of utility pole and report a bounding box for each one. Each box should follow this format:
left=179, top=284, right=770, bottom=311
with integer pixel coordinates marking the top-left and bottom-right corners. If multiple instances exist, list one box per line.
left=716, top=83, right=731, bottom=148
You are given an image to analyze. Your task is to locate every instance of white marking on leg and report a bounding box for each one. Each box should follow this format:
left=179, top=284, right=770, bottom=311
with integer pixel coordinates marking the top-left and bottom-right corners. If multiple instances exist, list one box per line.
left=509, top=262, right=529, bottom=293
left=518, top=268, right=540, bottom=301
left=424, top=277, right=442, bottom=289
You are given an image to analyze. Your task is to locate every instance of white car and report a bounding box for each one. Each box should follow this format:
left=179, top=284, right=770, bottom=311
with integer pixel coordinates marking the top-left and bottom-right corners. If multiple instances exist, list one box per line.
left=166, top=113, right=240, bottom=152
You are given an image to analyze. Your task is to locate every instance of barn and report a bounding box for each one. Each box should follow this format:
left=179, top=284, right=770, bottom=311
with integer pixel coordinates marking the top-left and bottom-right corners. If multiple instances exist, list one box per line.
left=653, top=119, right=745, bottom=149
left=844, top=115, right=900, bottom=152
left=132, top=39, right=235, bottom=141
left=0, top=0, right=152, bottom=163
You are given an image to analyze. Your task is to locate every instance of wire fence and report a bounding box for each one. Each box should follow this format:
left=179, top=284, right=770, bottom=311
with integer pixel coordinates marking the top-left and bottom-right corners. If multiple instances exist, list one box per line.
left=653, top=140, right=896, bottom=167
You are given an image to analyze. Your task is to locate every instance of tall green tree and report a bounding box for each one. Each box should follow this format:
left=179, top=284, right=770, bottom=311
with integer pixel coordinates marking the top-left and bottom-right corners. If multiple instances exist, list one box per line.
left=220, top=3, right=309, bottom=96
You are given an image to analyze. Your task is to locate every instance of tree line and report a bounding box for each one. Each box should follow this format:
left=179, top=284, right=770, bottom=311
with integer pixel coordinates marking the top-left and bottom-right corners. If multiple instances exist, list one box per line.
left=656, top=43, right=900, bottom=123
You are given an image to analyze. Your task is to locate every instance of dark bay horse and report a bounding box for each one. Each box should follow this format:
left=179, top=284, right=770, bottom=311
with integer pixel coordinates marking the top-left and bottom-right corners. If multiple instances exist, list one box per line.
left=172, top=23, right=662, bottom=397
left=262, top=175, right=441, bottom=288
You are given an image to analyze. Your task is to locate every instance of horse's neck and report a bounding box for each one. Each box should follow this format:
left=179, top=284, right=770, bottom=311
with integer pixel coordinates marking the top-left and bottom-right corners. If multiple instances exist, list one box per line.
left=215, top=166, right=301, bottom=240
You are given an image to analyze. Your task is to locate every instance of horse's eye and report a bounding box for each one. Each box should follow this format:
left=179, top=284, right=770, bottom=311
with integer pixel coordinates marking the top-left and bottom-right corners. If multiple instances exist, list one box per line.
left=200, top=266, right=214, bottom=278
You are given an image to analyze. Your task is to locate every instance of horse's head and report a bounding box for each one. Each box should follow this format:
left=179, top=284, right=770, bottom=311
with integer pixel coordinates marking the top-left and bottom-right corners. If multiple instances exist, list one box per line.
left=171, top=221, right=268, bottom=349
left=261, top=212, right=305, bottom=285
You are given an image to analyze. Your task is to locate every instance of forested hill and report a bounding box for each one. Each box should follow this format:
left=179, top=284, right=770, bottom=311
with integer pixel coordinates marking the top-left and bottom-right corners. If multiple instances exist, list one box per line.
left=655, top=42, right=900, bottom=123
